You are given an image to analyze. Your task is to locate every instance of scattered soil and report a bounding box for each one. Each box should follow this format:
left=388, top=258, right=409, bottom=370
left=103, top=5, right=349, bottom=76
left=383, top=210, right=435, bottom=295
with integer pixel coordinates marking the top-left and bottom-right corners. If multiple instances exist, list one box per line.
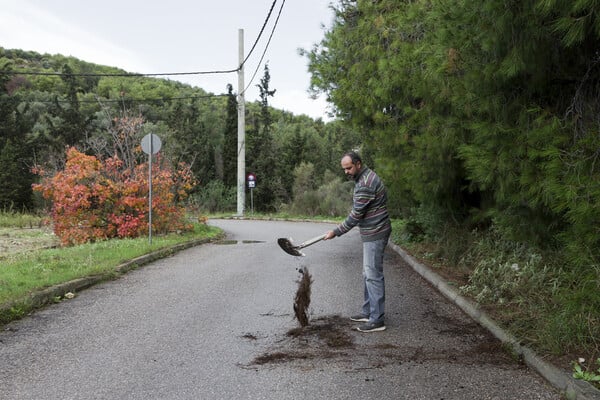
left=287, top=316, right=355, bottom=348
left=293, top=266, right=312, bottom=327
left=248, top=315, right=354, bottom=366
left=241, top=333, right=258, bottom=340
left=247, top=249, right=521, bottom=371
left=246, top=314, right=517, bottom=370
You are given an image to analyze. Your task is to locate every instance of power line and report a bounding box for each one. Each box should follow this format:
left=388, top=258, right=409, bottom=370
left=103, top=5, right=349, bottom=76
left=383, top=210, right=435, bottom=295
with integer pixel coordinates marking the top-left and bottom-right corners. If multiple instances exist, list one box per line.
left=241, top=0, right=278, bottom=69
left=21, top=93, right=229, bottom=105
left=243, top=0, right=286, bottom=95
left=0, top=0, right=280, bottom=80
left=90, top=94, right=229, bottom=103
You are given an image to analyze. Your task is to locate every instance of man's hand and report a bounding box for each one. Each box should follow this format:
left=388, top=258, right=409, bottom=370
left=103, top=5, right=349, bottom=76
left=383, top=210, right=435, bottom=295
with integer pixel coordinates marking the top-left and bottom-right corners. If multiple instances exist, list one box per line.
left=323, top=230, right=336, bottom=240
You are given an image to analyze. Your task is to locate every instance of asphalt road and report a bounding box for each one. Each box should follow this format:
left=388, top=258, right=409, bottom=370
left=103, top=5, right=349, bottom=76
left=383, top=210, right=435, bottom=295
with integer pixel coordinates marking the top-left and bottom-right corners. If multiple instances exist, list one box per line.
left=0, top=219, right=561, bottom=399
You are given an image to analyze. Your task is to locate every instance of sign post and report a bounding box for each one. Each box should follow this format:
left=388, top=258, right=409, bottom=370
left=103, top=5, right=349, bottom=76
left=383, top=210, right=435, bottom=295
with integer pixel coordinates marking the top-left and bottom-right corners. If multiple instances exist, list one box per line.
left=247, top=173, right=256, bottom=214
left=141, top=133, right=162, bottom=245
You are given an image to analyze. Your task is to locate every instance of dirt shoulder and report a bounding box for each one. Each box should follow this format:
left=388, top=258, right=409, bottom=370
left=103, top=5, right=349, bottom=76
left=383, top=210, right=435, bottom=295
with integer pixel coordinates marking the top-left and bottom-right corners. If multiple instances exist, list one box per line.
left=0, top=227, right=58, bottom=257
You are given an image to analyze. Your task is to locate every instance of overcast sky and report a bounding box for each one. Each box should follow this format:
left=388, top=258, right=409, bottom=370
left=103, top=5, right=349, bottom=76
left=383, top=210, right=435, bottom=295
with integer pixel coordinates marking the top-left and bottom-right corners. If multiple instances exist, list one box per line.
left=0, top=0, right=335, bottom=120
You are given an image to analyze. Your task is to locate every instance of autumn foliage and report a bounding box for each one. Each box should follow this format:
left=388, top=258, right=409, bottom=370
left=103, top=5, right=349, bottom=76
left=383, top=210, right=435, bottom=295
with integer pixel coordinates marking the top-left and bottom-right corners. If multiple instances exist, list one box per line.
left=33, top=147, right=195, bottom=245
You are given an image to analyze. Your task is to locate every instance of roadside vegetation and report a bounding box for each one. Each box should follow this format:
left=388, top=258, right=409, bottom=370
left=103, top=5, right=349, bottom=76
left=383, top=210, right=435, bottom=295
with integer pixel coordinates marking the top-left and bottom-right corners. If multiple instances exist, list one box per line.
left=0, top=217, right=221, bottom=324
left=0, top=207, right=45, bottom=228
left=391, top=218, right=599, bottom=386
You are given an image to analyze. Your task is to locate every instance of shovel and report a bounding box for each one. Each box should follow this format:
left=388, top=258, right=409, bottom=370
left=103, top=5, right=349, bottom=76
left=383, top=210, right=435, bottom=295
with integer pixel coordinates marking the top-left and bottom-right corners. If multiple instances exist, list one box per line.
left=277, top=234, right=327, bottom=257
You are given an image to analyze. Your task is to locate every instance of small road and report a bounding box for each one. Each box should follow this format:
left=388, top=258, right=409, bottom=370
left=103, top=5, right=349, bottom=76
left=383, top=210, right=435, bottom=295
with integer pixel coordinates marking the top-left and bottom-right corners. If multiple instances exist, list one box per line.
left=0, top=219, right=561, bottom=399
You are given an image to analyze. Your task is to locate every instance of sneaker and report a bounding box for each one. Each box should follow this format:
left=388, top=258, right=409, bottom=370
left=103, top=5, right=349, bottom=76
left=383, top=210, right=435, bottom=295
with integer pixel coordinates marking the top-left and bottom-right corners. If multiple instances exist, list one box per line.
left=357, top=321, right=386, bottom=332
left=350, top=314, right=369, bottom=323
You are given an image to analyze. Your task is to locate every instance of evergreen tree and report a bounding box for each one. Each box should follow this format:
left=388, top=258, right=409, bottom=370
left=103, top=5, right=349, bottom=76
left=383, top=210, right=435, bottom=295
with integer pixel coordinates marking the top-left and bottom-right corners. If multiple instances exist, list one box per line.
left=222, top=84, right=238, bottom=187
left=0, top=139, right=33, bottom=210
left=0, top=58, right=37, bottom=209
left=247, top=63, right=280, bottom=211
left=281, top=125, right=306, bottom=194
left=53, top=64, right=93, bottom=147
left=306, top=0, right=600, bottom=262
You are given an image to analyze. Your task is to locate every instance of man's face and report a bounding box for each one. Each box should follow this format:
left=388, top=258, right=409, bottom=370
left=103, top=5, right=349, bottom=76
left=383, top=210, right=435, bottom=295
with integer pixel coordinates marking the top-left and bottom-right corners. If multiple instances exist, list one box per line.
left=341, top=156, right=361, bottom=179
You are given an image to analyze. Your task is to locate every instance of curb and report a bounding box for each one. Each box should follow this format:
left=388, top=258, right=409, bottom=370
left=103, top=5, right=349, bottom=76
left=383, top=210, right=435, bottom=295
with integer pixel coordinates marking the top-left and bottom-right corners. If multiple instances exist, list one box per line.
left=389, top=243, right=600, bottom=400
left=1, top=236, right=220, bottom=324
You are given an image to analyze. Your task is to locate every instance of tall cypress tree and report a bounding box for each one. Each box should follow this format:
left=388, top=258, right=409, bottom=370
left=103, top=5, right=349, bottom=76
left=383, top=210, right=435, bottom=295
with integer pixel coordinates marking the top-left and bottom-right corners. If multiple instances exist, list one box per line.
left=222, top=84, right=238, bottom=187
left=248, top=63, right=279, bottom=211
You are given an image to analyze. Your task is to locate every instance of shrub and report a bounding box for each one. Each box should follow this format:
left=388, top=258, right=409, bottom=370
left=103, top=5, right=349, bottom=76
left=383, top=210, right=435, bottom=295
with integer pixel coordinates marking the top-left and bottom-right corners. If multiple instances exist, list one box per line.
left=459, top=228, right=562, bottom=305
left=290, top=168, right=352, bottom=217
left=191, top=180, right=236, bottom=213
left=33, top=147, right=195, bottom=245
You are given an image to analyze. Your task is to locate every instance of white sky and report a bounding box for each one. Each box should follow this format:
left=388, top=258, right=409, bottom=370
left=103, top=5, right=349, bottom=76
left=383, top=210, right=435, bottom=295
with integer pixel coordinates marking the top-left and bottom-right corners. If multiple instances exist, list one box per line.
left=0, top=0, right=335, bottom=120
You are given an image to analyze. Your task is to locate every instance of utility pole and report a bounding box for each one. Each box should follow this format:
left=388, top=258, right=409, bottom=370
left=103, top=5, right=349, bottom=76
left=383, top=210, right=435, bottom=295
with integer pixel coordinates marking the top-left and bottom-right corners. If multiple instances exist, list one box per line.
left=236, top=28, right=246, bottom=216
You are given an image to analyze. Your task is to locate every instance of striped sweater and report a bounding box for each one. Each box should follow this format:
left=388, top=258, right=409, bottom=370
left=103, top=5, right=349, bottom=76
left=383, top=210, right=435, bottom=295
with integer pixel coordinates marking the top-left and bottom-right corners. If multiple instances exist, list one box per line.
left=333, top=167, right=391, bottom=242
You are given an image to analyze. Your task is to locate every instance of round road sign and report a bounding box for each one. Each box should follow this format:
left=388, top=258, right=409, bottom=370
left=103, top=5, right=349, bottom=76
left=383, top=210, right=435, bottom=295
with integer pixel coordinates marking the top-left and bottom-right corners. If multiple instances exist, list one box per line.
left=141, top=134, right=162, bottom=155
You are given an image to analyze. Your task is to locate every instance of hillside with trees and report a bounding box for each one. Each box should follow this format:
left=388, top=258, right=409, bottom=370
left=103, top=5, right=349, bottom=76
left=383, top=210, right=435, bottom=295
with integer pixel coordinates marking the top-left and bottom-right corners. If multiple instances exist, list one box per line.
left=0, top=47, right=360, bottom=216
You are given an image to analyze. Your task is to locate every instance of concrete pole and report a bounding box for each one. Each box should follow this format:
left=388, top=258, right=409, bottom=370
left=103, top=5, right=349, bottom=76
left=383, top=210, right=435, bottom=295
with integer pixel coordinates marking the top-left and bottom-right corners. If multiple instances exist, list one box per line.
left=236, top=28, right=246, bottom=216
left=148, top=140, right=153, bottom=245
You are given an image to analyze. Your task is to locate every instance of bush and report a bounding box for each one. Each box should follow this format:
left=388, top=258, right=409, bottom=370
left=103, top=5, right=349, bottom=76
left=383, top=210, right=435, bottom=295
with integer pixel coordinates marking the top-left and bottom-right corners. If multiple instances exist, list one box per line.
left=33, top=147, right=194, bottom=245
left=459, top=228, right=561, bottom=305
left=289, top=167, right=353, bottom=217
left=191, top=180, right=236, bottom=213
left=315, top=172, right=353, bottom=216
left=392, top=203, right=455, bottom=247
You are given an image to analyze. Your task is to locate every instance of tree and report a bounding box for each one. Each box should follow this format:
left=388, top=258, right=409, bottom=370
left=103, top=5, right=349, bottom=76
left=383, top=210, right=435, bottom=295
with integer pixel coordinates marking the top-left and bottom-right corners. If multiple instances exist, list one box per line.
left=222, top=84, right=238, bottom=187
left=0, top=46, right=344, bottom=216
left=0, top=57, right=37, bottom=209
left=47, top=64, right=94, bottom=149
left=247, top=63, right=281, bottom=211
left=0, top=139, right=34, bottom=210
left=305, top=0, right=600, bottom=260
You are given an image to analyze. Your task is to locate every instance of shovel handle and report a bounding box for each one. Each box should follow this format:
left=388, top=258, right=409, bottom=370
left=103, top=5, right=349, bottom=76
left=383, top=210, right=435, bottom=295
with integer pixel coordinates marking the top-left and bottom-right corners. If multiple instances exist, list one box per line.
left=297, top=234, right=327, bottom=249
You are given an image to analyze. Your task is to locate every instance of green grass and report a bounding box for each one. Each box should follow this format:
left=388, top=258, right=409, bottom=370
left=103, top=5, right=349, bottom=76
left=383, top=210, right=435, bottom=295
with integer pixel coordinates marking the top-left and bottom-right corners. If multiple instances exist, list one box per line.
left=0, top=209, right=45, bottom=228
left=0, top=223, right=222, bottom=307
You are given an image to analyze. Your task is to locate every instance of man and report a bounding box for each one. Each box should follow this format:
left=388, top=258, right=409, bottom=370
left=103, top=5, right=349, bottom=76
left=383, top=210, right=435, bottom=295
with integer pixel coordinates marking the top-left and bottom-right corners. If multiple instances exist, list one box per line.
left=324, top=151, right=392, bottom=332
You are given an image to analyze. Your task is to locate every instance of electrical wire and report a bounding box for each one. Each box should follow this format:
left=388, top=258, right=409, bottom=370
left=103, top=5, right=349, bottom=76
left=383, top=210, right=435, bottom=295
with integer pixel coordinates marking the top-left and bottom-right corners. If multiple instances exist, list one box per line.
left=0, top=0, right=279, bottom=80
left=242, top=0, right=286, bottom=95
left=68, top=93, right=228, bottom=105
left=240, top=0, right=278, bottom=69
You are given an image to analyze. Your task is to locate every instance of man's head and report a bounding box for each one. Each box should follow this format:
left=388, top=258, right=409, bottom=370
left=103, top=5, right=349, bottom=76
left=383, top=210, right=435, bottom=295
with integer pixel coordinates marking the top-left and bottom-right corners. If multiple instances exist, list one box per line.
left=341, top=151, right=362, bottom=179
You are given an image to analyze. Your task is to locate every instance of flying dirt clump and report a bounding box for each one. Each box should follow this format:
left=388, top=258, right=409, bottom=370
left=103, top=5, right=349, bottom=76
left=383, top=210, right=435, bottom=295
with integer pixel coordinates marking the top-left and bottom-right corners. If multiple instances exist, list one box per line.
left=293, top=266, right=312, bottom=327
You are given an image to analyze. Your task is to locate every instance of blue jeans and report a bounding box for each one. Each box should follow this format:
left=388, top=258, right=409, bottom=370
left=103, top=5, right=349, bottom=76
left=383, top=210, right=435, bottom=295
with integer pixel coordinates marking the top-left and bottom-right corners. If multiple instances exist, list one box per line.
left=361, top=235, right=389, bottom=324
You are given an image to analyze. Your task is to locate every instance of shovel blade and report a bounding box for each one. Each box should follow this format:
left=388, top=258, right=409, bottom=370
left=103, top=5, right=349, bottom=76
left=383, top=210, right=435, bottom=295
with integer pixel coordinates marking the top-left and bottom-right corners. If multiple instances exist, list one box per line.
left=277, top=238, right=305, bottom=257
